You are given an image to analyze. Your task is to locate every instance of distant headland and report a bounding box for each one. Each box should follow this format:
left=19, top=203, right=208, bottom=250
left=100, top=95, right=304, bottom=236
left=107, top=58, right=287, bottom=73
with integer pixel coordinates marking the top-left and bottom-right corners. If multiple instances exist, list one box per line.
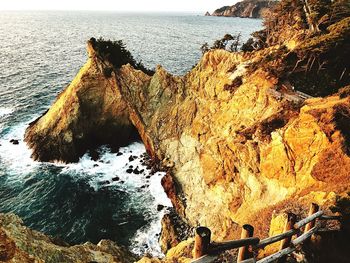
left=208, top=0, right=278, bottom=18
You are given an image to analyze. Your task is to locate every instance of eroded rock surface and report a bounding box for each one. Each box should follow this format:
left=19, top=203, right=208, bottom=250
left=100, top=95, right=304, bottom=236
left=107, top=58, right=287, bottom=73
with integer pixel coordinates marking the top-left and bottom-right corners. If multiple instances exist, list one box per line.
left=24, top=0, right=350, bottom=250
left=24, top=42, right=141, bottom=162
left=0, top=213, right=138, bottom=263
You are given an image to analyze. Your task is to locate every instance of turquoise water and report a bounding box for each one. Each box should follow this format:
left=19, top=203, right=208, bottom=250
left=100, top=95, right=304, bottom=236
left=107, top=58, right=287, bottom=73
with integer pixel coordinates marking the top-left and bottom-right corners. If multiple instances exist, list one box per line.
left=0, top=11, right=262, bottom=255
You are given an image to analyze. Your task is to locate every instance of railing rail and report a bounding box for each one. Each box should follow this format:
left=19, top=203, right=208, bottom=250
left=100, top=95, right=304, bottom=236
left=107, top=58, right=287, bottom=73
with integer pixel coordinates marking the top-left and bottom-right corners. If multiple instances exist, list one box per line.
left=190, top=203, right=342, bottom=263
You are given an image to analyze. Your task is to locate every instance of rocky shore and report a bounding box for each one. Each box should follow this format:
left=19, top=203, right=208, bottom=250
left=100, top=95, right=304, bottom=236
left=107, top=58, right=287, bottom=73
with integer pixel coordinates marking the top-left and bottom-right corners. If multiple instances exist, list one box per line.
left=0, top=213, right=138, bottom=262
left=211, top=0, right=278, bottom=18
left=20, top=0, right=350, bottom=262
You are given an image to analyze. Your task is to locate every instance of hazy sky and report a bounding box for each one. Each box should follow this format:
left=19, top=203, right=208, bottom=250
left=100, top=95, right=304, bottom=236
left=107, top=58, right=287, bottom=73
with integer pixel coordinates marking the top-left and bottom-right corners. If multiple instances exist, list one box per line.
left=0, top=0, right=238, bottom=12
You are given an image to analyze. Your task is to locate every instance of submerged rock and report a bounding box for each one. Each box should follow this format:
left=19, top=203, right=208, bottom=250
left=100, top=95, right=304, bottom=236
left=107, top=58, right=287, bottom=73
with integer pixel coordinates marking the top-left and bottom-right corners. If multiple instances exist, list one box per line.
left=157, top=204, right=165, bottom=211
left=128, top=155, right=137, bottom=162
left=0, top=213, right=138, bottom=263
left=9, top=139, right=19, bottom=145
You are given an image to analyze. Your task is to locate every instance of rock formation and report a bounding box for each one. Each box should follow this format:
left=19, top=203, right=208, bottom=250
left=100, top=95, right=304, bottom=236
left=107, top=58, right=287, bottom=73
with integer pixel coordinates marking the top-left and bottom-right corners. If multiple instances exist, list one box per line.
left=24, top=42, right=140, bottom=162
left=211, top=0, right=278, bottom=18
left=24, top=0, right=350, bottom=259
left=205, top=11, right=211, bottom=16
left=0, top=213, right=138, bottom=263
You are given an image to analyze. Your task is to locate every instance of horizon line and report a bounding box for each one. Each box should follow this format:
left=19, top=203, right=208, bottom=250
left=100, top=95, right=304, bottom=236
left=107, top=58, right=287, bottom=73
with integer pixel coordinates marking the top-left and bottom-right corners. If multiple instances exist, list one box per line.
left=0, top=9, right=211, bottom=13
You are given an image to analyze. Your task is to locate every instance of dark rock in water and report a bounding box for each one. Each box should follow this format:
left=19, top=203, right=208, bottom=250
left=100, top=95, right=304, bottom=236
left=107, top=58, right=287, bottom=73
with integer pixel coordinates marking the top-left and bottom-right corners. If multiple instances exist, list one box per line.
left=112, top=176, right=120, bottom=181
left=205, top=11, right=211, bottom=16
left=129, top=165, right=133, bottom=169
left=140, top=185, right=147, bottom=189
left=89, top=150, right=100, bottom=161
left=139, top=169, right=144, bottom=173
left=157, top=204, right=165, bottom=211
left=119, top=181, right=125, bottom=184
left=128, top=155, right=137, bottom=162
left=126, top=168, right=133, bottom=174
left=133, top=168, right=140, bottom=175
left=93, top=164, right=99, bottom=167
left=116, top=152, right=123, bottom=156
left=10, top=139, right=19, bottom=145
left=146, top=175, right=151, bottom=179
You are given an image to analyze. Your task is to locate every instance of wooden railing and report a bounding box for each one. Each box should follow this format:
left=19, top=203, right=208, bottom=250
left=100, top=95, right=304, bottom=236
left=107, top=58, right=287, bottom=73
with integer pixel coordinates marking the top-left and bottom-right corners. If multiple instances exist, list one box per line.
left=191, top=203, right=342, bottom=263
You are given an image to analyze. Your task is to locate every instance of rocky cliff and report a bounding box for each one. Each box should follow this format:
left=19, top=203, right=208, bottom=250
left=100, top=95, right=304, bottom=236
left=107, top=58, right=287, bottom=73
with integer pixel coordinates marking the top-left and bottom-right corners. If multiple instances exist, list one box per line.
left=211, top=0, right=278, bottom=18
left=0, top=213, right=137, bottom=263
left=24, top=0, right=350, bottom=259
left=24, top=43, right=140, bottom=162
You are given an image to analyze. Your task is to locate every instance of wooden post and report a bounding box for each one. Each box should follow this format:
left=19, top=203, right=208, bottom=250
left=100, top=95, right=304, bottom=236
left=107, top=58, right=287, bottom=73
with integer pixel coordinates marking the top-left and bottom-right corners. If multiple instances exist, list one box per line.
left=280, top=213, right=297, bottom=250
left=277, top=213, right=297, bottom=263
left=193, top=226, right=211, bottom=259
left=237, top=224, right=254, bottom=262
left=304, top=203, right=319, bottom=233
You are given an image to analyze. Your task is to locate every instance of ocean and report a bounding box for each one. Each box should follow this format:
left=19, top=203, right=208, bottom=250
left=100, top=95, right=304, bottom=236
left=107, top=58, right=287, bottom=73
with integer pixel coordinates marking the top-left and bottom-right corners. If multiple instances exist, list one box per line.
left=0, top=11, right=262, bottom=256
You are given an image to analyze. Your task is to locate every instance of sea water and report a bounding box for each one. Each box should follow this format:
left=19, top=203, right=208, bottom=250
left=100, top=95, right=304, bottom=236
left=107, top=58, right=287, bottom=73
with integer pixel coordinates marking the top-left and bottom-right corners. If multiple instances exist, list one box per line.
left=0, top=11, right=262, bottom=256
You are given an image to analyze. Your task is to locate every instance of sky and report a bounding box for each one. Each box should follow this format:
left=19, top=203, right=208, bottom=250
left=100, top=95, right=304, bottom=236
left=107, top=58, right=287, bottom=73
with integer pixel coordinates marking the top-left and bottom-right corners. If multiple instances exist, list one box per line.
left=0, top=0, right=238, bottom=13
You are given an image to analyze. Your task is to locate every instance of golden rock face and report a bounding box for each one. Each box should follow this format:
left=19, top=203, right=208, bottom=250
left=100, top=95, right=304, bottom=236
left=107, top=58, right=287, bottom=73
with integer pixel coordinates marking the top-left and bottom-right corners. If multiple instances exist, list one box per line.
left=24, top=49, right=142, bottom=162
left=25, top=41, right=350, bottom=244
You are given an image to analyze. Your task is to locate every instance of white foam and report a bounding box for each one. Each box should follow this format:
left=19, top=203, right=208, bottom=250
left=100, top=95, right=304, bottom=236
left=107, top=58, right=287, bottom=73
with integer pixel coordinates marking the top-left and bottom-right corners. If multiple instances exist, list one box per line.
left=130, top=170, right=173, bottom=257
left=0, top=122, right=172, bottom=257
left=0, top=107, right=14, bottom=118
left=61, top=142, right=173, bottom=257
left=0, top=122, right=39, bottom=176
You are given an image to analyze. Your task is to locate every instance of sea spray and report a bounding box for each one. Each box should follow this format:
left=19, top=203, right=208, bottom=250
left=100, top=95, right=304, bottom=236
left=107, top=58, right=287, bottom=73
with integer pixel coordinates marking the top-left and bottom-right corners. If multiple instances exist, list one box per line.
left=0, top=122, right=171, bottom=257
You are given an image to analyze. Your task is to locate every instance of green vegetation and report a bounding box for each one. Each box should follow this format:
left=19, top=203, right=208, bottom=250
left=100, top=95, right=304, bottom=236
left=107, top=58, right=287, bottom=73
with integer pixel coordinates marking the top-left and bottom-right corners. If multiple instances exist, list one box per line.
left=200, top=33, right=242, bottom=54
left=89, top=37, right=154, bottom=76
left=240, top=0, right=350, bottom=97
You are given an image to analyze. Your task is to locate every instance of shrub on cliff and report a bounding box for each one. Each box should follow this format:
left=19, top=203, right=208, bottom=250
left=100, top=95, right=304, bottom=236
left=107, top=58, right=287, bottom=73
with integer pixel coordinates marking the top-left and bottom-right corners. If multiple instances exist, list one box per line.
left=90, top=37, right=154, bottom=75
left=200, top=33, right=242, bottom=54
left=241, top=0, right=350, bottom=97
